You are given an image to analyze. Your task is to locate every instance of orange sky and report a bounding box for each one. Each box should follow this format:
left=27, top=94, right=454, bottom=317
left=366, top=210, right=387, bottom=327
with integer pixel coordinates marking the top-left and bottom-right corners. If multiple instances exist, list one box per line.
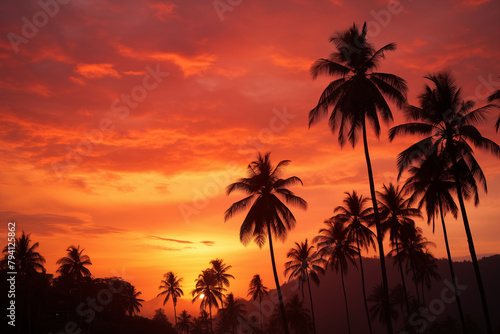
left=1, top=0, right=500, bottom=312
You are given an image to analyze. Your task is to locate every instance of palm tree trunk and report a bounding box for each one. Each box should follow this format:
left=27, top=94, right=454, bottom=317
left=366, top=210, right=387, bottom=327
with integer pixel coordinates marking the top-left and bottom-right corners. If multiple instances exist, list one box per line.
left=453, top=174, right=492, bottom=333
left=306, top=274, right=317, bottom=334
left=356, top=236, right=373, bottom=334
left=410, top=258, right=420, bottom=304
left=340, top=265, right=351, bottom=334
left=267, top=223, right=290, bottom=334
left=173, top=302, right=177, bottom=329
left=438, top=198, right=467, bottom=334
left=209, top=305, right=213, bottom=334
left=362, top=119, right=393, bottom=334
left=394, top=239, right=411, bottom=316
left=259, top=295, right=264, bottom=333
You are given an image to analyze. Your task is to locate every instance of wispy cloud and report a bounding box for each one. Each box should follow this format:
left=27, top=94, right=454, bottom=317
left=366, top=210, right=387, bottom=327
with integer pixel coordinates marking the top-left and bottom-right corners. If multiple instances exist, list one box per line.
left=148, top=236, right=194, bottom=244
left=200, top=241, right=215, bottom=246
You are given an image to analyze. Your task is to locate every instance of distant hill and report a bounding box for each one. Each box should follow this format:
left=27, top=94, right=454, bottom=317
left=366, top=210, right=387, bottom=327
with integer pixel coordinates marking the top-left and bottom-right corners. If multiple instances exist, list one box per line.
left=141, top=255, right=500, bottom=333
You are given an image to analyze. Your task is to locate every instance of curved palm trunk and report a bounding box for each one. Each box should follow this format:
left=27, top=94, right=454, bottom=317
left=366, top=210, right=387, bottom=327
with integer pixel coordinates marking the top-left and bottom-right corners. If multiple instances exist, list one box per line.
left=394, top=239, right=411, bottom=316
left=453, top=175, right=492, bottom=334
left=438, top=198, right=467, bottom=334
left=267, top=223, right=290, bottom=334
left=340, top=265, right=351, bottom=334
left=306, top=274, right=317, bottom=334
left=356, top=236, right=373, bottom=334
left=362, top=120, right=393, bottom=334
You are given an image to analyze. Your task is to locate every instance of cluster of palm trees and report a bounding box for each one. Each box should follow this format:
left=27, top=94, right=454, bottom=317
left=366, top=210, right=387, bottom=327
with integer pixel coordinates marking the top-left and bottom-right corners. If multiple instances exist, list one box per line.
left=0, top=232, right=148, bottom=332
left=224, top=21, right=499, bottom=334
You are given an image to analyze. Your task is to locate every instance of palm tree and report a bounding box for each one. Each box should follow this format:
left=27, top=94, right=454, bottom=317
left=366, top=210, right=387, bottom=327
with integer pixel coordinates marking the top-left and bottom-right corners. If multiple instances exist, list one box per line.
left=395, top=227, right=435, bottom=303
left=216, top=293, right=246, bottom=334
left=367, top=283, right=399, bottom=326
left=210, top=258, right=234, bottom=297
left=224, top=152, right=307, bottom=334
left=389, top=71, right=499, bottom=333
left=247, top=274, right=269, bottom=332
left=284, top=239, right=325, bottom=334
left=487, top=89, right=500, bottom=131
left=122, top=284, right=144, bottom=316
left=191, top=268, right=224, bottom=334
left=268, top=294, right=313, bottom=334
left=157, top=271, right=184, bottom=327
left=314, top=219, right=358, bottom=334
left=334, top=191, right=376, bottom=334
left=404, top=150, right=467, bottom=333
left=176, top=310, right=192, bottom=334
left=1, top=231, right=46, bottom=279
left=309, top=22, right=407, bottom=334
left=56, top=245, right=92, bottom=281
left=377, top=183, right=420, bottom=311
left=414, top=251, right=440, bottom=303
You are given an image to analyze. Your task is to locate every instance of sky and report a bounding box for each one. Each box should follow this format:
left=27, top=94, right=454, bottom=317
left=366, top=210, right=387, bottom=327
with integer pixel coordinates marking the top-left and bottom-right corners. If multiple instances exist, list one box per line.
left=1, top=0, right=500, bottom=312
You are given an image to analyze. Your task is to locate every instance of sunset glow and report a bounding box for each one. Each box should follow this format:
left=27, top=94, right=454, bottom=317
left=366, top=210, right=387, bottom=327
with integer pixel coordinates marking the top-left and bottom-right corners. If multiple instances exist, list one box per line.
left=1, top=0, right=499, bottom=331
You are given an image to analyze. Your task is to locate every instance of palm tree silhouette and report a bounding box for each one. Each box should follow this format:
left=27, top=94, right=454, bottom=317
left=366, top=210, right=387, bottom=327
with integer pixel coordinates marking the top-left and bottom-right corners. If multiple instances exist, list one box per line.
left=268, top=294, right=313, bottom=334
left=414, top=251, right=440, bottom=303
left=123, top=284, right=144, bottom=316
left=216, top=293, right=246, bottom=334
left=247, top=274, right=269, bottom=332
left=389, top=71, right=499, bottom=333
left=210, top=258, right=234, bottom=298
left=157, top=271, right=184, bottom=327
left=377, top=183, right=420, bottom=312
left=284, top=239, right=325, bottom=334
left=224, top=152, right=307, bottom=334
left=314, top=219, right=358, bottom=334
left=176, top=310, right=192, bottom=334
left=56, top=245, right=92, bottom=281
left=487, top=89, right=500, bottom=131
left=191, top=268, right=224, bottom=334
left=394, top=227, right=435, bottom=304
left=404, top=150, right=467, bottom=332
left=334, top=191, right=376, bottom=334
left=1, top=231, right=46, bottom=279
left=308, top=22, right=407, bottom=334
left=367, top=283, right=399, bottom=326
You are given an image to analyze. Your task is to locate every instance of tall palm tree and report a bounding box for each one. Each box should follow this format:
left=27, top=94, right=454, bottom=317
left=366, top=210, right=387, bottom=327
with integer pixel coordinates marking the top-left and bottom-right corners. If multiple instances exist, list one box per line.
left=334, top=191, right=376, bottom=334
left=224, top=152, right=307, bottom=334
left=247, top=274, right=269, bottom=332
left=1, top=231, right=46, bottom=279
left=191, top=268, right=224, bottom=334
left=314, top=219, right=358, bottom=334
left=284, top=239, right=325, bottom=334
left=309, top=22, right=407, bottom=334
left=216, top=293, right=246, bottom=334
left=404, top=150, right=467, bottom=333
left=487, top=89, right=500, bottom=131
left=176, top=310, right=192, bottom=334
left=210, top=258, right=234, bottom=297
left=157, top=271, right=184, bottom=327
left=389, top=71, right=499, bottom=334
left=377, top=183, right=420, bottom=311
left=122, top=284, right=144, bottom=316
left=56, top=245, right=92, bottom=281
